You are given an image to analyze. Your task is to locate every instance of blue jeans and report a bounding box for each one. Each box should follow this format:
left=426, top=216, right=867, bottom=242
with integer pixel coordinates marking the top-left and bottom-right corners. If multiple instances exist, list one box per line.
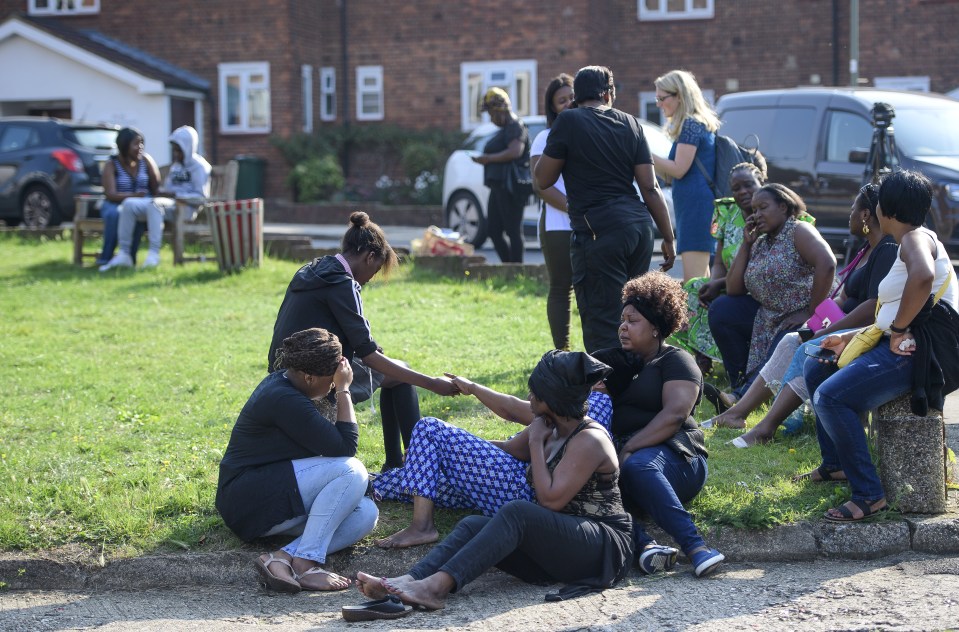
left=98, top=200, right=145, bottom=263
left=619, top=445, right=708, bottom=555
left=803, top=340, right=912, bottom=502
left=265, top=456, right=378, bottom=564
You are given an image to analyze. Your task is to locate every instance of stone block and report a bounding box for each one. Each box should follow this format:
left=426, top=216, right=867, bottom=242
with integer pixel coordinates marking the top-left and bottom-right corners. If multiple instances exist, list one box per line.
left=909, top=514, right=959, bottom=554
left=815, top=520, right=911, bottom=559
left=876, top=396, right=947, bottom=514
left=699, top=522, right=819, bottom=562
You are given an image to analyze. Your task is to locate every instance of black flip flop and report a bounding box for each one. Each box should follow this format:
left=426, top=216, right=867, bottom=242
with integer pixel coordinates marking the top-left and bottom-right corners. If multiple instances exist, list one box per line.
left=544, top=583, right=603, bottom=602
left=341, top=595, right=413, bottom=622
left=824, top=498, right=888, bottom=522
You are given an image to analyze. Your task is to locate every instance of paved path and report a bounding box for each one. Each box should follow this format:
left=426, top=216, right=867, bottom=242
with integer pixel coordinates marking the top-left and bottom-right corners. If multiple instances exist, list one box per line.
left=2, top=553, right=958, bottom=631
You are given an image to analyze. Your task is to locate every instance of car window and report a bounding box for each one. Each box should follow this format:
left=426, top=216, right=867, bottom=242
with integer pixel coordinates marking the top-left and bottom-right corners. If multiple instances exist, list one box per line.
left=0, top=125, right=41, bottom=152
left=893, top=108, right=959, bottom=157
left=824, top=110, right=872, bottom=162
left=65, top=127, right=118, bottom=151
left=720, top=106, right=816, bottom=160
left=463, top=130, right=494, bottom=152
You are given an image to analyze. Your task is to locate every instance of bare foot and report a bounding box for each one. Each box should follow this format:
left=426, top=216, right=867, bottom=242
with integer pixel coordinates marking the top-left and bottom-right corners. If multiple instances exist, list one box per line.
left=737, top=427, right=773, bottom=446
left=292, top=560, right=351, bottom=591
left=714, top=415, right=746, bottom=429
left=375, top=525, right=439, bottom=549
left=384, top=576, right=447, bottom=610
left=355, top=571, right=413, bottom=599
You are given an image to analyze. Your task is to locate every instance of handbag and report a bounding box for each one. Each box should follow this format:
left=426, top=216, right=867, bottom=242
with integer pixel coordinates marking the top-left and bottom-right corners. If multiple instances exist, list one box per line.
left=504, top=159, right=533, bottom=196
left=837, top=267, right=955, bottom=368
left=806, top=245, right=868, bottom=332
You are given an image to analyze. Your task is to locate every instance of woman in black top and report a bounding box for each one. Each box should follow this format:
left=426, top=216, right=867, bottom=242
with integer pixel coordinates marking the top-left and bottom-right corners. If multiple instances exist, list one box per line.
left=472, top=87, right=530, bottom=263
left=592, top=272, right=723, bottom=578
left=217, top=328, right=377, bottom=593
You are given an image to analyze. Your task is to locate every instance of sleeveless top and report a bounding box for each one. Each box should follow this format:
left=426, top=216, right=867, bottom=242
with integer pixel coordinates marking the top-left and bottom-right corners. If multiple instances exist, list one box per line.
left=527, top=420, right=625, bottom=518
left=112, top=155, right=149, bottom=194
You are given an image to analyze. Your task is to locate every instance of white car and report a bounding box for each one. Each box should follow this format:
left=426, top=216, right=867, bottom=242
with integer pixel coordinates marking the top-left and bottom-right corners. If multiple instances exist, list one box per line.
left=443, top=115, right=675, bottom=246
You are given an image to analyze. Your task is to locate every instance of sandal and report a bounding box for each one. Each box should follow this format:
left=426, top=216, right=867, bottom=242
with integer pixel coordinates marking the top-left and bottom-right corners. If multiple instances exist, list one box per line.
left=703, top=383, right=737, bottom=414
left=295, top=566, right=352, bottom=591
left=824, top=498, right=888, bottom=522
left=341, top=595, right=413, bottom=622
left=792, top=465, right=847, bottom=483
left=254, top=553, right=301, bottom=593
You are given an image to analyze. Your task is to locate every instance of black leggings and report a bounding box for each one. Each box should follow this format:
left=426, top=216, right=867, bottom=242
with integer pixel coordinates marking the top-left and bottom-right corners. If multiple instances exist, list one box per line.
left=487, top=185, right=527, bottom=263
left=539, top=213, right=573, bottom=349
left=380, top=383, right=420, bottom=470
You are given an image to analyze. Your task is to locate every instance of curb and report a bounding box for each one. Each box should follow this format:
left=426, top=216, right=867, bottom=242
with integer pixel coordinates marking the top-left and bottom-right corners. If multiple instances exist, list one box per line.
left=2, top=513, right=957, bottom=592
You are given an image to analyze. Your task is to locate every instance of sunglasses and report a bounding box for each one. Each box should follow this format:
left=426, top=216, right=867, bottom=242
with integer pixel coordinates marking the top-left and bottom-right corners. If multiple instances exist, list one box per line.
left=655, top=93, right=677, bottom=103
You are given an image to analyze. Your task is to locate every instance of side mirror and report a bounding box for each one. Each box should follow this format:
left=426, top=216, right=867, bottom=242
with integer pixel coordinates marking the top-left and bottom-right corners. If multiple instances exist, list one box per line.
left=848, top=149, right=869, bottom=164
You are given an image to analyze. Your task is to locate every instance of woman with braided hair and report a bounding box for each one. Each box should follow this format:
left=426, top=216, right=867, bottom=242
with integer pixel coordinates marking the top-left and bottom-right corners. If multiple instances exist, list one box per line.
left=217, top=328, right=378, bottom=593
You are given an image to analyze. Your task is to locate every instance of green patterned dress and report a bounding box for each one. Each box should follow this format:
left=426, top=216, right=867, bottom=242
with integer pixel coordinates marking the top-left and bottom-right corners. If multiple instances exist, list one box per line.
left=670, top=198, right=746, bottom=361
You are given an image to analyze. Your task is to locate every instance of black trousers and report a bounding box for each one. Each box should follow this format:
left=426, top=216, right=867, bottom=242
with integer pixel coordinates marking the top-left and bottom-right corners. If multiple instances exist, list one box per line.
left=487, top=185, right=527, bottom=263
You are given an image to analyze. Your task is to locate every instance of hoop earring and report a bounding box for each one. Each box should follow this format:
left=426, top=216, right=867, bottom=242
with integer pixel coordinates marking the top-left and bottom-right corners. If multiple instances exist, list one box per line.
left=862, top=224, right=870, bottom=236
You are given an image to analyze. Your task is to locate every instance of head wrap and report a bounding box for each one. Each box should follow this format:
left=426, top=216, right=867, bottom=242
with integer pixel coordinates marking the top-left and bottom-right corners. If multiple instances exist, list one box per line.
left=624, top=296, right=671, bottom=336
left=481, top=87, right=511, bottom=112
left=527, top=350, right=612, bottom=419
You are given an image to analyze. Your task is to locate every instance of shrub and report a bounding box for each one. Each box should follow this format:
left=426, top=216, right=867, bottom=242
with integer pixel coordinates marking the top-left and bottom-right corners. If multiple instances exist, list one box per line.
left=286, top=156, right=345, bottom=202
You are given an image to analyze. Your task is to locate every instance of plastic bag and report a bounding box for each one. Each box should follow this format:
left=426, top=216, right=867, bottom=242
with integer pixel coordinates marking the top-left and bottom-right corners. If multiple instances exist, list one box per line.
left=412, top=226, right=475, bottom=257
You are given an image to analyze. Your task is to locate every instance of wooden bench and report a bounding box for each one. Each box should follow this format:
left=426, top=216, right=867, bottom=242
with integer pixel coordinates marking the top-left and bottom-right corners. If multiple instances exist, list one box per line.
left=72, top=160, right=239, bottom=266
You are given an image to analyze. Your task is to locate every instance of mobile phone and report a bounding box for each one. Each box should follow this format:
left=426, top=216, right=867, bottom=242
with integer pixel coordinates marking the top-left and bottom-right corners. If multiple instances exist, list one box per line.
left=803, top=345, right=837, bottom=363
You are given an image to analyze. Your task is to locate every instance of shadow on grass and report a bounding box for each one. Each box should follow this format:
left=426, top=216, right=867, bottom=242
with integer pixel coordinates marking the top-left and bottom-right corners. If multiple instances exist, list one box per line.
left=18, top=259, right=228, bottom=287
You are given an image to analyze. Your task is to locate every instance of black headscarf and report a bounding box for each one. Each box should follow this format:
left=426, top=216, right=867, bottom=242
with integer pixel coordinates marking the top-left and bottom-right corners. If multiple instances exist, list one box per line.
left=624, top=295, right=671, bottom=336
left=527, top=350, right=612, bottom=419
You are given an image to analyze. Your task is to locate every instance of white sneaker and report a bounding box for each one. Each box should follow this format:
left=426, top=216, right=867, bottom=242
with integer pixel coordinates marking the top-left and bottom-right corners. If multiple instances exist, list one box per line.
left=142, top=251, right=161, bottom=268
left=99, top=252, right=133, bottom=272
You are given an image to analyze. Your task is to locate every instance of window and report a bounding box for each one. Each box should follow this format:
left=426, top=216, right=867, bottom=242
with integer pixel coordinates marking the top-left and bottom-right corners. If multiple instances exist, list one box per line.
left=302, top=65, right=314, bottom=133
left=0, top=125, right=41, bottom=152
left=824, top=111, right=872, bottom=163
left=459, top=60, right=537, bottom=131
left=356, top=66, right=384, bottom=121
left=720, top=106, right=815, bottom=161
left=218, top=62, right=271, bottom=133
left=29, top=0, right=99, bottom=15
left=320, top=67, right=336, bottom=122
left=639, top=0, right=713, bottom=21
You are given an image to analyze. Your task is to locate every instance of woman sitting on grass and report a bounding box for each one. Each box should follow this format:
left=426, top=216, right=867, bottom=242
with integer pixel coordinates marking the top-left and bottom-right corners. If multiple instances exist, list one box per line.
left=372, top=375, right=612, bottom=549
left=593, top=271, right=723, bottom=577
left=216, top=328, right=377, bottom=593
left=357, top=350, right=632, bottom=608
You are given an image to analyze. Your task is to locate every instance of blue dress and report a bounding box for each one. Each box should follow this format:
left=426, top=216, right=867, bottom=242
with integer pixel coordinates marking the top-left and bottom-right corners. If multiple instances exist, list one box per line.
left=670, top=119, right=716, bottom=254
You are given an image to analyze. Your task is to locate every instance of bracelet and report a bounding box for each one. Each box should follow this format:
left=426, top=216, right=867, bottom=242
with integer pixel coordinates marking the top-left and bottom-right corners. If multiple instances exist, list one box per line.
left=336, top=390, right=352, bottom=397
left=889, top=323, right=909, bottom=334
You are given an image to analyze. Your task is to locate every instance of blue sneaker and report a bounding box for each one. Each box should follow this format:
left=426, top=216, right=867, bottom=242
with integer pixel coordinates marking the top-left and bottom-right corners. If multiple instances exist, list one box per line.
left=637, top=544, right=679, bottom=575
left=690, top=547, right=725, bottom=577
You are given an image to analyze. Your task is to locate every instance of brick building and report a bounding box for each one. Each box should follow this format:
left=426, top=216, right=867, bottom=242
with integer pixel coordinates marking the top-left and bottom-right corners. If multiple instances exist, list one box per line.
left=1, top=0, right=957, bottom=201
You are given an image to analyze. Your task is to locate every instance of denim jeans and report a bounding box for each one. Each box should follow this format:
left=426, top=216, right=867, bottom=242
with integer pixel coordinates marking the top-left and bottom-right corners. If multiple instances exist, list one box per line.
left=708, top=293, right=760, bottom=390
left=409, top=499, right=626, bottom=591
left=619, top=445, right=708, bottom=555
left=118, top=197, right=175, bottom=255
left=265, top=456, right=377, bottom=564
left=98, top=200, right=145, bottom=263
left=803, top=340, right=912, bottom=502
left=571, top=221, right=654, bottom=353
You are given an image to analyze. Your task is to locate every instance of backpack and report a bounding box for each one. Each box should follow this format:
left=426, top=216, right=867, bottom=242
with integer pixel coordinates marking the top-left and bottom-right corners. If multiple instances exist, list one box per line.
left=694, top=134, right=761, bottom=198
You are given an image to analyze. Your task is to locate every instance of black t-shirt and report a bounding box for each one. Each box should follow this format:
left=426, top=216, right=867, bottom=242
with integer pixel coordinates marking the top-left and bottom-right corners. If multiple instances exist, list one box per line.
left=483, top=116, right=529, bottom=187
left=592, top=346, right=701, bottom=438
left=543, top=106, right=652, bottom=227
left=840, top=235, right=898, bottom=313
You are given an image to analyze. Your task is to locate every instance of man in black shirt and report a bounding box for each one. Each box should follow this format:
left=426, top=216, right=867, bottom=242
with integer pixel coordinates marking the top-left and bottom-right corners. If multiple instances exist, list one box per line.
left=536, top=66, right=675, bottom=352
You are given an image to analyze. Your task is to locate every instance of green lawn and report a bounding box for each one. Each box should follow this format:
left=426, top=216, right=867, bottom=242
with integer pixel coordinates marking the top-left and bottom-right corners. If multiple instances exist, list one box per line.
left=0, top=233, right=846, bottom=560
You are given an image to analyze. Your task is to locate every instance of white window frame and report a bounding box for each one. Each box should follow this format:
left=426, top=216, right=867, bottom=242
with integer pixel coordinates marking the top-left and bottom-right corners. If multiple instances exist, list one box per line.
left=356, top=65, right=384, bottom=121
left=320, top=67, right=336, bottom=122
left=218, top=62, right=271, bottom=134
left=301, top=65, right=314, bottom=132
left=29, top=0, right=99, bottom=15
left=459, top=60, right=538, bottom=132
left=638, top=0, right=714, bottom=21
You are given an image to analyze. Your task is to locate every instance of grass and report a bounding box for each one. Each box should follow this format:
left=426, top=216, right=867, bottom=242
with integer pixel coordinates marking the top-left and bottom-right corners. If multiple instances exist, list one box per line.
left=0, top=233, right=853, bottom=560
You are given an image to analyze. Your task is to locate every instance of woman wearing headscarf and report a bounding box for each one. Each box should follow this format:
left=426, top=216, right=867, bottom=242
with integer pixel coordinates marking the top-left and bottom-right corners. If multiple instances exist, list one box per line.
left=356, top=350, right=632, bottom=608
left=472, top=87, right=530, bottom=263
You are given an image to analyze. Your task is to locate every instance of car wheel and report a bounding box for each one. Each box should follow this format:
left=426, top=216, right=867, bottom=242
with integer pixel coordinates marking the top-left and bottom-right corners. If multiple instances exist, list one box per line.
left=446, top=190, right=487, bottom=248
left=21, top=185, right=61, bottom=228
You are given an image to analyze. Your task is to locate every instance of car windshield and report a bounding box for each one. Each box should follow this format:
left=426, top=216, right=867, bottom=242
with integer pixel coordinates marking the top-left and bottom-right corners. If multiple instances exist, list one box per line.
left=67, top=127, right=118, bottom=151
left=892, top=108, right=959, bottom=157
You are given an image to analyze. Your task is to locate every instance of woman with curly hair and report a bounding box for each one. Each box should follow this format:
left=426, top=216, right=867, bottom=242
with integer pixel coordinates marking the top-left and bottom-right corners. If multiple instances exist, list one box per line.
left=591, top=272, right=723, bottom=578
left=651, top=70, right=721, bottom=282
left=217, top=328, right=378, bottom=593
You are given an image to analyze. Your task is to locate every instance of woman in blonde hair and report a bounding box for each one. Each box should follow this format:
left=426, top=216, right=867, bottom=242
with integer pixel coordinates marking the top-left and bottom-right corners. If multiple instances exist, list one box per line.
left=652, top=70, right=721, bottom=282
